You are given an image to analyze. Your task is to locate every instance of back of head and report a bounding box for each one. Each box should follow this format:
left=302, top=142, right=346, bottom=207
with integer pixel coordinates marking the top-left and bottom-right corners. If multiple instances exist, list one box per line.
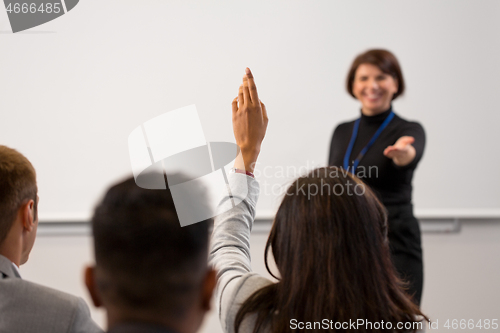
left=236, top=167, right=425, bottom=332
left=91, top=173, right=211, bottom=321
left=271, top=166, right=388, bottom=281
left=0, top=146, right=37, bottom=246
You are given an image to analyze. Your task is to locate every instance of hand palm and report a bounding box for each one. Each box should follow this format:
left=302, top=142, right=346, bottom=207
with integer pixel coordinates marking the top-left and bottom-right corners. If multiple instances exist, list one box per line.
left=384, top=136, right=415, bottom=159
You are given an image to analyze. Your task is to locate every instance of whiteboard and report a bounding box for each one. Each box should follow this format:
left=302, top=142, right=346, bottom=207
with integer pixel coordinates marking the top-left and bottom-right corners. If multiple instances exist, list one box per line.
left=1, top=0, right=499, bottom=221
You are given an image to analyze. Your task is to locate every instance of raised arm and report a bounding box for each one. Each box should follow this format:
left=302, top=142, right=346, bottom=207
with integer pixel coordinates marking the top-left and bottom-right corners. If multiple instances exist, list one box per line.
left=232, top=67, right=268, bottom=173
left=209, top=68, right=270, bottom=333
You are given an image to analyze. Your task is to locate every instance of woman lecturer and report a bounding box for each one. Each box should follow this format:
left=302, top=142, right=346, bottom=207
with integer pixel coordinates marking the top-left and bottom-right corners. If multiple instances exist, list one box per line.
left=328, top=49, right=426, bottom=305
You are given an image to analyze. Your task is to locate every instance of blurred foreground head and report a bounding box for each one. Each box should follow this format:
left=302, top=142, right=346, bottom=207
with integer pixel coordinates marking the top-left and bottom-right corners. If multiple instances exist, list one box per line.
left=86, top=173, right=215, bottom=333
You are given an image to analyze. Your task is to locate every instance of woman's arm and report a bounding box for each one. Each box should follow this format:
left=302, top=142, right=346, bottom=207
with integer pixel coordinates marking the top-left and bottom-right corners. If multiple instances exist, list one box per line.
left=383, top=122, right=426, bottom=167
left=209, top=173, right=261, bottom=331
left=209, top=68, right=269, bottom=332
left=383, top=136, right=416, bottom=166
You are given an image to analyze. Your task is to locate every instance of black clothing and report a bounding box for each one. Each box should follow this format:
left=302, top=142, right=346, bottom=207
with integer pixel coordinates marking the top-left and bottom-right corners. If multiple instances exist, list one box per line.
left=386, top=203, right=423, bottom=304
left=328, top=108, right=425, bottom=206
left=328, top=107, right=425, bottom=305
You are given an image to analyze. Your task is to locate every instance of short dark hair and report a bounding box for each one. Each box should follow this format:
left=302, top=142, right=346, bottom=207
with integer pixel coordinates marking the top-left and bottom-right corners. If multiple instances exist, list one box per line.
left=346, top=49, right=405, bottom=100
left=91, top=174, right=211, bottom=318
left=0, top=146, right=37, bottom=245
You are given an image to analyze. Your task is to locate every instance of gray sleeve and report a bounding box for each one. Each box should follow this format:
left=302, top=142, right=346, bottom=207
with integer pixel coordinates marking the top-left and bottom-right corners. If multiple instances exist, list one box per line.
left=209, top=173, right=261, bottom=332
left=70, top=297, right=104, bottom=333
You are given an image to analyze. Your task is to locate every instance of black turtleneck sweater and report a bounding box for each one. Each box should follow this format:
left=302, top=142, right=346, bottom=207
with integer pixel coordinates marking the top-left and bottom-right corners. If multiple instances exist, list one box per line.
left=328, top=108, right=425, bottom=206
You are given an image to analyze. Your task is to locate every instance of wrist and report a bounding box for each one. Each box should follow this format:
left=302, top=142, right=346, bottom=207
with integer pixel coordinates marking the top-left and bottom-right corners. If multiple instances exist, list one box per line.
left=234, top=148, right=259, bottom=173
left=241, top=147, right=260, bottom=172
left=240, top=146, right=260, bottom=158
left=231, top=168, right=255, bottom=178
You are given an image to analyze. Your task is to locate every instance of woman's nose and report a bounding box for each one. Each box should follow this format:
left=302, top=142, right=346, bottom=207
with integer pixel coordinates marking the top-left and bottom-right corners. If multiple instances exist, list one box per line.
left=370, top=79, right=379, bottom=89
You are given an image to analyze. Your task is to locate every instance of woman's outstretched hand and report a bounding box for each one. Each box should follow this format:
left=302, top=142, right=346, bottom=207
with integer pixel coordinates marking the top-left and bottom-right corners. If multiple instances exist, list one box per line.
left=383, top=136, right=416, bottom=166
left=232, top=68, right=268, bottom=173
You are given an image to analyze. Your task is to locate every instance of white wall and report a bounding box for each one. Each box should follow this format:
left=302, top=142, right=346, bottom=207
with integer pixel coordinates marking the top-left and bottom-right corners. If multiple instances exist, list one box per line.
left=1, top=0, right=500, bottom=220
left=3, top=1, right=500, bottom=331
left=421, top=220, right=500, bottom=324
left=20, top=220, right=500, bottom=333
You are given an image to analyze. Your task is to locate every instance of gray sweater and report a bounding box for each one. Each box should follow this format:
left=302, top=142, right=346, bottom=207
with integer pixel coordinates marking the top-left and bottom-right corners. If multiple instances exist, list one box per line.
left=209, top=173, right=426, bottom=333
left=209, top=173, right=272, bottom=333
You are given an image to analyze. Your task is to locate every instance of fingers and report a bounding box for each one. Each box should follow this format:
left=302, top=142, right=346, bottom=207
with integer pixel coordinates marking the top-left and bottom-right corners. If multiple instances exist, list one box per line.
left=237, top=68, right=262, bottom=110
left=403, top=136, right=415, bottom=145
left=384, top=144, right=400, bottom=154
left=238, top=84, right=244, bottom=107
left=232, top=97, right=238, bottom=114
left=384, top=150, right=397, bottom=159
left=242, top=74, right=250, bottom=105
left=245, top=67, right=259, bottom=103
left=384, top=144, right=406, bottom=159
left=398, top=136, right=415, bottom=146
left=260, top=101, right=268, bottom=121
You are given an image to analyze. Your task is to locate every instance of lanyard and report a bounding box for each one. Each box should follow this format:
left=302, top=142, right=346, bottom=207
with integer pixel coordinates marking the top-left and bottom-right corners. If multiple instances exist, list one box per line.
left=343, top=111, right=395, bottom=173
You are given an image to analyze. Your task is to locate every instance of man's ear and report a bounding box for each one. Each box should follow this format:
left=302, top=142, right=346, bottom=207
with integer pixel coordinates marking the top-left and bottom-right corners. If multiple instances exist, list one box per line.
left=201, top=268, right=217, bottom=311
left=85, top=266, right=103, bottom=308
left=21, top=200, right=35, bottom=231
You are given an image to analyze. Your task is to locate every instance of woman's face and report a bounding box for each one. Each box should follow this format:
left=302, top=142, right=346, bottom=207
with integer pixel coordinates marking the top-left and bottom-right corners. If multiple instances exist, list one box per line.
left=352, top=63, right=398, bottom=116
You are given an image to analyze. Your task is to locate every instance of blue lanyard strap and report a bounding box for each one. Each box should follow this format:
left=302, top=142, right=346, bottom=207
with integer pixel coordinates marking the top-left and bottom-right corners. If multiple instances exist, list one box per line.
left=343, top=111, right=395, bottom=173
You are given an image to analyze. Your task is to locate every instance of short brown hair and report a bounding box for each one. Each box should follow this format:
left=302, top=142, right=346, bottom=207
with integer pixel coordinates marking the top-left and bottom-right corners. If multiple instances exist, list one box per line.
left=346, top=49, right=405, bottom=100
left=0, top=146, right=37, bottom=245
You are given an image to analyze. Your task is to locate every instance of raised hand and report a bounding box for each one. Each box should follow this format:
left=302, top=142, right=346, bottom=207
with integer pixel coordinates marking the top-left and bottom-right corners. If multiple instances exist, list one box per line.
left=383, top=136, right=416, bottom=167
left=232, top=68, right=268, bottom=173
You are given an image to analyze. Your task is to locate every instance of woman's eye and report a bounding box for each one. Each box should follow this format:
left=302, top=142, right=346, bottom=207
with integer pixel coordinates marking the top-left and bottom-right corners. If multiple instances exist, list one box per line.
left=376, top=75, right=387, bottom=81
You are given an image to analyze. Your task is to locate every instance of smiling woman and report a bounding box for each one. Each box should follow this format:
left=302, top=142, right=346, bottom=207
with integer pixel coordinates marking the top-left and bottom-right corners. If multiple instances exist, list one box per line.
left=346, top=49, right=405, bottom=115
left=328, top=49, right=426, bottom=306
left=352, top=63, right=399, bottom=116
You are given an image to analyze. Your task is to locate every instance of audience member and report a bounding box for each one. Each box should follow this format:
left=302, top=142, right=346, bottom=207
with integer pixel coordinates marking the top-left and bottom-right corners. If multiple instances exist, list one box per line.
left=85, top=174, right=216, bottom=333
left=0, top=145, right=102, bottom=333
